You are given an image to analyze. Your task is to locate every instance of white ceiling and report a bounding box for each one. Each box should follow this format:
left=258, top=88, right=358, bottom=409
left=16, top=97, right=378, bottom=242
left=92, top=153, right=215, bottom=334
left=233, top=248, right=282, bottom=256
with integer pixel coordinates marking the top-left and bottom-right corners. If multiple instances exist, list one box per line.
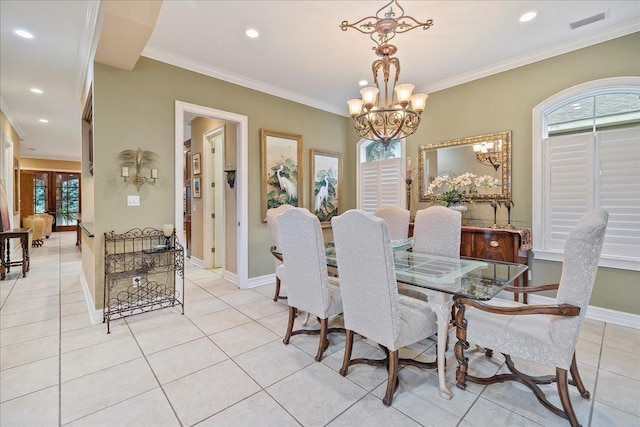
left=1, top=1, right=639, bottom=162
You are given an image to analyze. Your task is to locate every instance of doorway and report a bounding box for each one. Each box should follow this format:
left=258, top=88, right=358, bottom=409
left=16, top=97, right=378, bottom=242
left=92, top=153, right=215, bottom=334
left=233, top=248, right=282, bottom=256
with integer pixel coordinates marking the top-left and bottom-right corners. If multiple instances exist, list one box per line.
left=174, top=101, right=248, bottom=288
left=20, top=170, right=80, bottom=231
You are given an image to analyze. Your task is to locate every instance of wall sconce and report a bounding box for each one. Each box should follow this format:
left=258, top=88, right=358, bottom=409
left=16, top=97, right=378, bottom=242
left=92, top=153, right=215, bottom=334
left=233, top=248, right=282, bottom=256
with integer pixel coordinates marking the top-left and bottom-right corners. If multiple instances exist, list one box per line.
left=118, top=148, right=158, bottom=191
left=473, top=139, right=502, bottom=171
left=224, top=162, right=236, bottom=188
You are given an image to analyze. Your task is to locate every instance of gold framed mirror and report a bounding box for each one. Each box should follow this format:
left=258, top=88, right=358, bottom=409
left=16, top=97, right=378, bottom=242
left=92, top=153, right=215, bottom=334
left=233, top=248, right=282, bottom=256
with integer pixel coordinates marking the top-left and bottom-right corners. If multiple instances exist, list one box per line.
left=419, top=131, right=511, bottom=202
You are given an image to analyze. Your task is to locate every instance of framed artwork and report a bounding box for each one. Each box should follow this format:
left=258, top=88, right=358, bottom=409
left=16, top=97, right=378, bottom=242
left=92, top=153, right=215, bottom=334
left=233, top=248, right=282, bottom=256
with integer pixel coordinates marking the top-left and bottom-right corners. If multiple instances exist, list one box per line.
left=192, top=152, right=201, bottom=175
left=261, top=128, right=303, bottom=221
left=193, top=177, right=201, bottom=198
left=310, top=149, right=342, bottom=224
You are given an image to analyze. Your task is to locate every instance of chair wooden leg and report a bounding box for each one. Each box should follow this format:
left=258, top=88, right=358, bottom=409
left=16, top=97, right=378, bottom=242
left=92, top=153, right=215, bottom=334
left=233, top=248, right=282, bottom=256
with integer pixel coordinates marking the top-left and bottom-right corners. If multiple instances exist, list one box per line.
left=273, top=277, right=281, bottom=301
left=557, top=368, right=581, bottom=427
left=340, top=330, right=354, bottom=376
left=383, top=350, right=399, bottom=406
left=569, top=354, right=590, bottom=398
left=315, top=318, right=329, bottom=361
left=283, top=306, right=295, bottom=345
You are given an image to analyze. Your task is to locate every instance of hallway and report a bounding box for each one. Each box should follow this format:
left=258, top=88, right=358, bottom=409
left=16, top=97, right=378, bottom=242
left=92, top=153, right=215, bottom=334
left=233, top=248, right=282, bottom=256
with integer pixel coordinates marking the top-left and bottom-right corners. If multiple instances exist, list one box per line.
left=0, top=232, right=638, bottom=426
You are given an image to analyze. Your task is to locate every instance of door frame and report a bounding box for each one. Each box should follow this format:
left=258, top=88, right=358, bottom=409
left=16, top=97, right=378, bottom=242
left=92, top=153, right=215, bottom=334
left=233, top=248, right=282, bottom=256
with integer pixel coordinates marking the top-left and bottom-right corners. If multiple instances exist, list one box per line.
left=175, top=101, right=248, bottom=288
left=204, top=125, right=225, bottom=269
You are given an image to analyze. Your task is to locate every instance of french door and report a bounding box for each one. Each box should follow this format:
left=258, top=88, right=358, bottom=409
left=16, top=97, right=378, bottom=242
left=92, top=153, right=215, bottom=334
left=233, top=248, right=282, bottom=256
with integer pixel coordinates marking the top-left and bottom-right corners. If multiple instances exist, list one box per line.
left=21, top=171, right=80, bottom=232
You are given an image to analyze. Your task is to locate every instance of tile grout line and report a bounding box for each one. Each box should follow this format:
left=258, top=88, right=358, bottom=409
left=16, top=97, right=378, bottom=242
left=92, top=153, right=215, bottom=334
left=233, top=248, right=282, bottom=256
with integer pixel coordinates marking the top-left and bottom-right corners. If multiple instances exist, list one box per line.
left=124, top=319, right=185, bottom=427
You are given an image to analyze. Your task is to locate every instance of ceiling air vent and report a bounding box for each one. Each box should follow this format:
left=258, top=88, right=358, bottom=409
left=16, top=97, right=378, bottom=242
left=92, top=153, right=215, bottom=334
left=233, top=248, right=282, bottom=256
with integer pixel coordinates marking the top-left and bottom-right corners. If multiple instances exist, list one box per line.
left=570, top=12, right=606, bottom=30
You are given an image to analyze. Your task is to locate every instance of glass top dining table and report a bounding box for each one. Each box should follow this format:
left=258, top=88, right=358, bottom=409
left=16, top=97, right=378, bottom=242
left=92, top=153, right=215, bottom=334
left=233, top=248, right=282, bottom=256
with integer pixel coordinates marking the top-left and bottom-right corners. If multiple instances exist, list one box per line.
left=324, top=240, right=528, bottom=301
left=272, top=240, right=528, bottom=400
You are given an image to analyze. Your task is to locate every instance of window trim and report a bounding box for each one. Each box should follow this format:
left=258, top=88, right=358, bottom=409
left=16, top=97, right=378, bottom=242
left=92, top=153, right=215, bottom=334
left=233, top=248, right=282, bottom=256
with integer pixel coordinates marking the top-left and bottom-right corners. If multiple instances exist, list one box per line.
left=532, top=76, right=640, bottom=271
left=356, top=138, right=407, bottom=211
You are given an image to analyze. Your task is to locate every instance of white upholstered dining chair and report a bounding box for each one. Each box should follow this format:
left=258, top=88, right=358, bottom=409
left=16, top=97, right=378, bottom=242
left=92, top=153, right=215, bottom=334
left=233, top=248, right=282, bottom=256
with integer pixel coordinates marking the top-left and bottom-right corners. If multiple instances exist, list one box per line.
left=332, top=209, right=438, bottom=406
left=266, top=204, right=294, bottom=301
left=454, top=209, right=609, bottom=427
left=374, top=205, right=410, bottom=241
left=412, top=206, right=461, bottom=257
left=278, top=208, right=344, bottom=362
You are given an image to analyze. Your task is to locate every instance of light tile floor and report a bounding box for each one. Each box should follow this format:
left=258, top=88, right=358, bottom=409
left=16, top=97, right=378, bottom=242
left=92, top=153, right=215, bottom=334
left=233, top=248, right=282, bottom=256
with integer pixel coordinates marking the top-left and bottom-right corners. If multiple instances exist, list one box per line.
left=1, top=232, right=639, bottom=426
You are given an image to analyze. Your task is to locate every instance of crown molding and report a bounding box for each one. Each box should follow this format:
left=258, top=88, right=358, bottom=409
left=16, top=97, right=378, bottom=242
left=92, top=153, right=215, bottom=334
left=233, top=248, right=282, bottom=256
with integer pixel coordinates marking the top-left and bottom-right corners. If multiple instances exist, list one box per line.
left=141, top=47, right=348, bottom=117
left=0, top=97, right=25, bottom=140
left=422, top=19, right=640, bottom=94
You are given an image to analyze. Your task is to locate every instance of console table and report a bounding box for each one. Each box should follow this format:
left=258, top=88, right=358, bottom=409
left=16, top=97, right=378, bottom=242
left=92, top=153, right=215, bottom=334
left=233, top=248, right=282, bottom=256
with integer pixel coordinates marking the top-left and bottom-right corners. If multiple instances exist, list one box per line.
left=0, top=228, right=32, bottom=280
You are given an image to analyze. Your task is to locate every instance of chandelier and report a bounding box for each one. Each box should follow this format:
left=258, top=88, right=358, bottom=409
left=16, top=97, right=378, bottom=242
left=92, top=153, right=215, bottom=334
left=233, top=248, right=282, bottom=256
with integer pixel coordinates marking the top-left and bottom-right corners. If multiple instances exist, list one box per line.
left=473, top=141, right=502, bottom=171
left=341, top=0, right=433, bottom=147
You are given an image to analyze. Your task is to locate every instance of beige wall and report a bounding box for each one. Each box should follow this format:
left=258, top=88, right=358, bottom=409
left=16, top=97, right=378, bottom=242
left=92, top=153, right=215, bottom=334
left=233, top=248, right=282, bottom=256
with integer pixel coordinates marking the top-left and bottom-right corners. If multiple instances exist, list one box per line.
left=92, top=57, right=353, bottom=308
left=408, top=32, right=640, bottom=314
left=20, top=158, right=81, bottom=171
left=1, top=110, right=22, bottom=227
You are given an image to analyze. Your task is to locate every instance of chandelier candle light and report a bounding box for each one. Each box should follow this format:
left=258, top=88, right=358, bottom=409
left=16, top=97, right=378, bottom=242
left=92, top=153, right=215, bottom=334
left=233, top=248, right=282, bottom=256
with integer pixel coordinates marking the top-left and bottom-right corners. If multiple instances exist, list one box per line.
left=342, top=0, right=432, bottom=147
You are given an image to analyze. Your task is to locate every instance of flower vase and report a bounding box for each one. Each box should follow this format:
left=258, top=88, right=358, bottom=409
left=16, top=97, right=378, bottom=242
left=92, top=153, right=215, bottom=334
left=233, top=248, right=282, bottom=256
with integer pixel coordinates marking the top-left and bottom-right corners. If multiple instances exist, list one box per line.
left=447, top=202, right=468, bottom=213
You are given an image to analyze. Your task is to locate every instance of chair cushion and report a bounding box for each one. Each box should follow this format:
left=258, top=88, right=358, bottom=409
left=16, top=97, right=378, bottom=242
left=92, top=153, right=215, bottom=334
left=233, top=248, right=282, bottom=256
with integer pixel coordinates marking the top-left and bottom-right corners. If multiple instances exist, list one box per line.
left=395, top=295, right=438, bottom=350
left=275, top=263, right=284, bottom=279
left=465, top=298, right=579, bottom=370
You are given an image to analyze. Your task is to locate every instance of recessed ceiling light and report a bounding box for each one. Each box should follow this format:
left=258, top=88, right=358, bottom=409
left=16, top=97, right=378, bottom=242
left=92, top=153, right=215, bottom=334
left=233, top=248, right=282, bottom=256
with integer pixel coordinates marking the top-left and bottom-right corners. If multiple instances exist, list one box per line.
left=519, top=11, right=537, bottom=22
left=15, top=29, right=34, bottom=39
left=359, top=80, right=368, bottom=86
left=30, top=88, right=43, bottom=94
left=39, top=119, right=48, bottom=123
left=245, top=29, right=259, bottom=38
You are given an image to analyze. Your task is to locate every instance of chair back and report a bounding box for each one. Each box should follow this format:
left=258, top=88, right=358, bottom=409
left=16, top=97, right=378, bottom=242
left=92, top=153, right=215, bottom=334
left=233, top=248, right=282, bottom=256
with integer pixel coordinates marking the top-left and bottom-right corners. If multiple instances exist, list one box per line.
left=556, top=209, right=609, bottom=312
left=266, top=204, right=294, bottom=266
left=552, top=209, right=608, bottom=352
left=413, top=206, right=461, bottom=257
left=374, top=205, right=410, bottom=241
left=278, top=208, right=333, bottom=316
left=332, top=209, right=401, bottom=350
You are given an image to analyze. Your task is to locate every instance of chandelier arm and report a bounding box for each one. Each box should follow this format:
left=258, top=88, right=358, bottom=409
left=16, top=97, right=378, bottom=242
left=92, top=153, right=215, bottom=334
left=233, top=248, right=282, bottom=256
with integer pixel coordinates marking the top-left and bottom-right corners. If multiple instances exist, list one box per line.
left=395, top=18, right=434, bottom=33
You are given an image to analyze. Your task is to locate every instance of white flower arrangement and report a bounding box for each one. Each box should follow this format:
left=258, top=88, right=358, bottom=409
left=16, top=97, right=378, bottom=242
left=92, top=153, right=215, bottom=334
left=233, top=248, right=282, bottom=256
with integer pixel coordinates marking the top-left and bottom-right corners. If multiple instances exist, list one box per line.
left=427, top=172, right=500, bottom=206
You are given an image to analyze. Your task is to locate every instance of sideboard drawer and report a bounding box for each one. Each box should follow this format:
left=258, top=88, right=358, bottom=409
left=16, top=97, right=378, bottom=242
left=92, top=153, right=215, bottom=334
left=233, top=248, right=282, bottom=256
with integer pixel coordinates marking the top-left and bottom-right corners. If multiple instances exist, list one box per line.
left=470, top=232, right=516, bottom=262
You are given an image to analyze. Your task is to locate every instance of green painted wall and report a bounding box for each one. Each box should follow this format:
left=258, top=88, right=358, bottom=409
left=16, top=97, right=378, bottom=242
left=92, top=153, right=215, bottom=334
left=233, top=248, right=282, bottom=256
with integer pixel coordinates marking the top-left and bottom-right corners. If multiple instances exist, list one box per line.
left=408, top=32, right=640, bottom=314
left=92, top=57, right=354, bottom=306
left=93, top=33, right=638, bottom=314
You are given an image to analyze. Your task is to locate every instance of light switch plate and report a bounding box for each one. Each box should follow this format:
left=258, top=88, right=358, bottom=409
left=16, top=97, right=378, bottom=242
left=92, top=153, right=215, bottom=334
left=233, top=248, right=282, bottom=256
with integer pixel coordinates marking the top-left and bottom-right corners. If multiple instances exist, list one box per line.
left=127, top=195, right=140, bottom=206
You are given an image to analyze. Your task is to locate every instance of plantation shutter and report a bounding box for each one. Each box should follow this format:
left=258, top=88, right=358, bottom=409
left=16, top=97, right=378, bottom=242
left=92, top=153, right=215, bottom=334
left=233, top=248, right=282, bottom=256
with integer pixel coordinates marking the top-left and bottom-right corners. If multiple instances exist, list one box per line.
left=544, top=133, right=593, bottom=251
left=359, top=157, right=403, bottom=212
left=598, top=127, right=640, bottom=260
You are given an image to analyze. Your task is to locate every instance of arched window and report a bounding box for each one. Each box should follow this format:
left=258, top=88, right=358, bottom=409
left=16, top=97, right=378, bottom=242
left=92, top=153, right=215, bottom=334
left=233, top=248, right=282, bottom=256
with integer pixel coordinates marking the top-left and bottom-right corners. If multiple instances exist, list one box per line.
left=356, top=139, right=407, bottom=212
left=532, top=77, right=640, bottom=270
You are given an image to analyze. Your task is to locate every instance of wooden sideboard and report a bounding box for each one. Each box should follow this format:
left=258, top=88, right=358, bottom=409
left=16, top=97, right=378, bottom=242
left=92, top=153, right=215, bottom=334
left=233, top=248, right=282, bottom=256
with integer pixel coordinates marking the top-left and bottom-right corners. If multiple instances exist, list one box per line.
left=460, top=226, right=529, bottom=303
left=409, top=224, right=531, bottom=303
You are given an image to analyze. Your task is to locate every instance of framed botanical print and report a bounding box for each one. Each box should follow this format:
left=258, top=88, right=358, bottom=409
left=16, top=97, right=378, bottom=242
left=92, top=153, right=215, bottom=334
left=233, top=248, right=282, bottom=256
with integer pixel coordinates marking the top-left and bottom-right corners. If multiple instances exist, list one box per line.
left=193, top=177, right=201, bottom=198
left=261, top=129, right=303, bottom=221
left=192, top=153, right=201, bottom=175
left=310, top=149, right=342, bottom=224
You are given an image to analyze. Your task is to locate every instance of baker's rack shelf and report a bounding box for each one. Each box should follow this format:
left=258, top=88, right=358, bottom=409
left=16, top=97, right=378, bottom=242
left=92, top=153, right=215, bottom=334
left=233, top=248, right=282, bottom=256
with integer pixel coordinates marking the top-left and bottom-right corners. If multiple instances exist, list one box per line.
left=103, top=227, right=184, bottom=333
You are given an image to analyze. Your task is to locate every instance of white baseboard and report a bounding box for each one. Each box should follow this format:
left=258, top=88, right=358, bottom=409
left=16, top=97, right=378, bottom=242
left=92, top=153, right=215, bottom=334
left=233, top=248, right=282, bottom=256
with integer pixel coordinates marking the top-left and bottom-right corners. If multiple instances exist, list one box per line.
left=497, top=291, right=639, bottom=329
left=223, top=270, right=238, bottom=285
left=79, top=272, right=103, bottom=325
left=247, top=273, right=276, bottom=289
left=189, top=256, right=204, bottom=268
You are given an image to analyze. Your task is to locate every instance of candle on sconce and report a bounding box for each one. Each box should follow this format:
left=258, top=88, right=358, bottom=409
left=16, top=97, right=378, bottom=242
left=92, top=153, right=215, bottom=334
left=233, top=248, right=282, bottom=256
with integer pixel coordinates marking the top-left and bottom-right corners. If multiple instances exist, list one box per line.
left=406, top=157, right=412, bottom=180
left=151, top=168, right=158, bottom=179
left=121, top=167, right=129, bottom=177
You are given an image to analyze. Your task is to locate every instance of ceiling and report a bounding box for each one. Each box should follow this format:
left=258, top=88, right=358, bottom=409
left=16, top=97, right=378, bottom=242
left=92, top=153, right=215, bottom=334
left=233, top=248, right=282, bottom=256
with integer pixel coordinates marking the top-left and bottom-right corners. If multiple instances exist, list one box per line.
left=1, top=1, right=639, bottom=162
